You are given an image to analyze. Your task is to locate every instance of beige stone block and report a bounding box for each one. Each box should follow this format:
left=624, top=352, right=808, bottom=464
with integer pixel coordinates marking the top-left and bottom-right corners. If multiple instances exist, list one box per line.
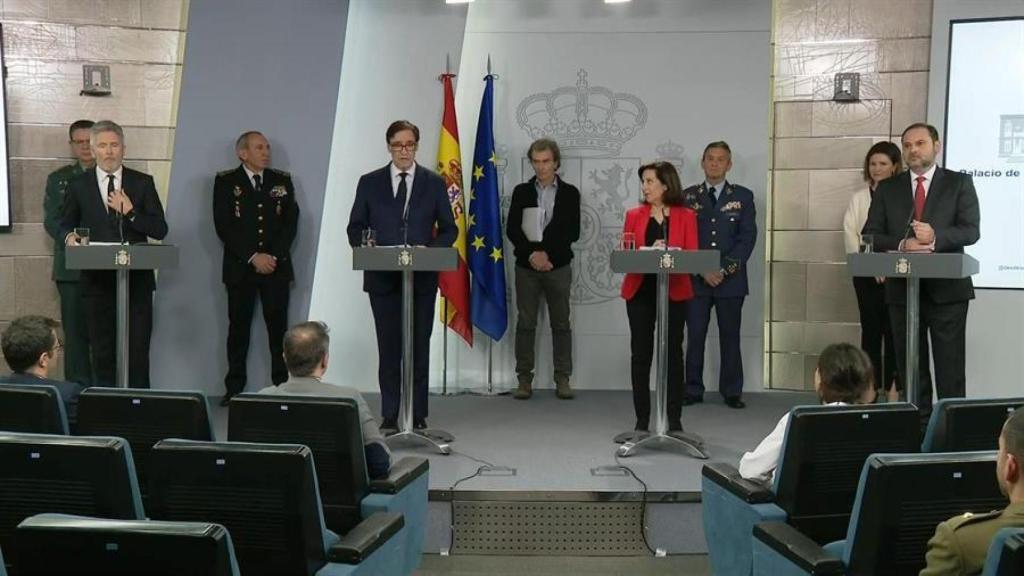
left=48, top=0, right=142, bottom=26
left=143, top=65, right=180, bottom=126
left=10, top=158, right=68, bottom=225
left=774, top=75, right=816, bottom=101
left=76, top=27, right=184, bottom=65
left=14, top=256, right=59, bottom=319
left=771, top=261, right=807, bottom=322
left=770, top=322, right=803, bottom=352
left=774, top=0, right=816, bottom=44
left=811, top=73, right=892, bottom=101
left=3, top=0, right=48, bottom=20
left=147, top=160, right=172, bottom=206
left=772, top=170, right=809, bottom=230
left=2, top=22, right=75, bottom=60
left=773, top=231, right=845, bottom=262
left=814, top=0, right=851, bottom=41
left=805, top=262, right=859, bottom=322
left=775, top=41, right=881, bottom=77
left=850, top=0, right=934, bottom=39
left=0, top=259, right=15, bottom=321
left=124, top=126, right=175, bottom=159
left=807, top=170, right=864, bottom=230
left=775, top=101, right=813, bottom=138
left=773, top=321, right=862, bottom=354
left=810, top=100, right=891, bottom=137
left=0, top=224, right=53, bottom=257
left=140, top=0, right=188, bottom=30
left=803, top=354, right=820, bottom=390
left=8, top=124, right=175, bottom=160
left=0, top=322, right=8, bottom=372
left=878, top=38, right=930, bottom=73
left=770, top=352, right=808, bottom=390
left=775, top=137, right=877, bottom=170
left=890, top=72, right=929, bottom=132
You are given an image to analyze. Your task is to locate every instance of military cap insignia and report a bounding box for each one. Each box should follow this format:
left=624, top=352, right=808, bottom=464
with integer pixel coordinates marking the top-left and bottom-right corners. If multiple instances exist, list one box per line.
left=270, top=185, right=288, bottom=198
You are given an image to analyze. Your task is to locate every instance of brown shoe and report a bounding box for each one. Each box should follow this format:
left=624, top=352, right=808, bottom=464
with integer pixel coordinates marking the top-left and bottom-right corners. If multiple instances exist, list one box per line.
left=555, top=379, right=575, bottom=400
left=513, top=378, right=532, bottom=400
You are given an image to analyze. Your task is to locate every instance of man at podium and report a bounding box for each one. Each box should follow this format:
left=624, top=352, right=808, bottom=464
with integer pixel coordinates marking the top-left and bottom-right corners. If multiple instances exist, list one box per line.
left=862, top=123, right=980, bottom=410
left=346, top=120, right=457, bottom=430
left=60, top=120, right=169, bottom=389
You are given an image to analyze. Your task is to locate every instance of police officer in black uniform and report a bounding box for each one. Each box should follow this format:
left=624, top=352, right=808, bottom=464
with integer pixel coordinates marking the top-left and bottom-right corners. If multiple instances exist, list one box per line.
left=213, top=131, right=299, bottom=405
left=682, top=141, right=757, bottom=409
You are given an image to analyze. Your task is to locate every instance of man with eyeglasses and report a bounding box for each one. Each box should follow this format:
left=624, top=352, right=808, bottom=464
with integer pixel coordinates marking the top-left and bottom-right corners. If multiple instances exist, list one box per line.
left=42, top=119, right=95, bottom=387
left=346, top=120, right=457, bottom=430
left=1, top=315, right=84, bottom=424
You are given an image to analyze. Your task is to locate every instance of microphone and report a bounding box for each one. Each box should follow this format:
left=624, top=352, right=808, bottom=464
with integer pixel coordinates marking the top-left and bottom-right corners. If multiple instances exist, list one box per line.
left=661, top=207, right=668, bottom=247
left=899, top=208, right=915, bottom=251
left=401, top=198, right=410, bottom=247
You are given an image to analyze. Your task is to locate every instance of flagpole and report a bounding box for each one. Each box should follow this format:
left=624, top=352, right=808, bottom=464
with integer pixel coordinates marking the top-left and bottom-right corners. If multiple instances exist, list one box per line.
left=440, top=53, right=452, bottom=397
left=486, top=53, right=498, bottom=397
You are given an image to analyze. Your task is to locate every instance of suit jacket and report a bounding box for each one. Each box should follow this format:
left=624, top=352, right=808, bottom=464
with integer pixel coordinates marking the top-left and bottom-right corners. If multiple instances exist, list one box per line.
left=213, top=165, right=299, bottom=285
left=620, top=204, right=698, bottom=302
left=43, top=163, right=87, bottom=282
left=59, top=166, right=169, bottom=293
left=346, top=163, right=458, bottom=294
left=920, top=501, right=1024, bottom=576
left=0, top=372, right=84, bottom=424
left=506, top=176, right=581, bottom=270
left=861, top=168, right=980, bottom=305
left=682, top=181, right=757, bottom=298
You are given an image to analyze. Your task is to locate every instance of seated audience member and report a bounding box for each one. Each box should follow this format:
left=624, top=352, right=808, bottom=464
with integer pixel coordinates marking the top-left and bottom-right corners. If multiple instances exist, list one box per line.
left=0, top=315, right=84, bottom=424
left=259, top=321, right=391, bottom=479
left=738, top=342, right=876, bottom=483
left=920, top=408, right=1024, bottom=576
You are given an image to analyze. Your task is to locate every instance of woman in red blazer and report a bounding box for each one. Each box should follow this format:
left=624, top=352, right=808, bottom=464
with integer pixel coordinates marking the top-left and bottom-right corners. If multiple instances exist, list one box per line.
left=620, top=161, right=698, bottom=432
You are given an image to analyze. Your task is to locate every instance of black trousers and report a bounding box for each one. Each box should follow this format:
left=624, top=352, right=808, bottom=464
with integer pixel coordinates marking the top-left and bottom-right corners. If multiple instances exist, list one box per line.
left=889, top=300, right=966, bottom=411
left=224, top=278, right=290, bottom=395
left=852, top=277, right=899, bottom=391
left=685, top=295, right=745, bottom=399
left=626, top=293, right=686, bottom=428
left=82, top=283, right=153, bottom=389
left=369, top=289, right=435, bottom=423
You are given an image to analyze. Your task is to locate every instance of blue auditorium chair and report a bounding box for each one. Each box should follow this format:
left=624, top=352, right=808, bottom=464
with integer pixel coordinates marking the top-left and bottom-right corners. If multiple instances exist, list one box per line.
left=700, top=403, right=920, bottom=576
left=228, top=393, right=429, bottom=574
left=14, top=513, right=240, bottom=575
left=983, top=527, right=1024, bottom=576
left=147, top=439, right=407, bottom=576
left=0, top=433, right=146, bottom=572
left=75, top=387, right=214, bottom=500
left=922, top=397, right=1023, bottom=452
left=751, top=451, right=1007, bottom=576
left=0, top=383, right=69, bottom=434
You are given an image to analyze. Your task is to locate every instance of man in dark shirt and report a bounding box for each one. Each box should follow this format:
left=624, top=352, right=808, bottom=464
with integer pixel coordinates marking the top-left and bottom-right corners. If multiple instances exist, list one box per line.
left=0, top=315, right=84, bottom=424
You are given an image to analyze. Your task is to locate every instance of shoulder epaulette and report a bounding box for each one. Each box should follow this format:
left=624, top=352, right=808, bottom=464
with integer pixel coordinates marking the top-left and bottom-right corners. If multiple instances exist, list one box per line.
left=217, top=168, right=236, bottom=177
left=267, top=167, right=291, bottom=178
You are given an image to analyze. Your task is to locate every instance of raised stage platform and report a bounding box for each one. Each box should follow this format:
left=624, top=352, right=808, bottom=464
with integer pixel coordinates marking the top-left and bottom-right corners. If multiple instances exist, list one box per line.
left=209, top=389, right=816, bottom=556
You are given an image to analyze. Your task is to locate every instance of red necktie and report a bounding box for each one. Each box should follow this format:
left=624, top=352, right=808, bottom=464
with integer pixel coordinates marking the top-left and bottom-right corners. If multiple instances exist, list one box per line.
left=914, top=175, right=926, bottom=220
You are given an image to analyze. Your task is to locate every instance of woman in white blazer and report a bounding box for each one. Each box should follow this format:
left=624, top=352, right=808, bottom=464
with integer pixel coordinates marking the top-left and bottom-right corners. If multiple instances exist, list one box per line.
left=843, top=141, right=903, bottom=402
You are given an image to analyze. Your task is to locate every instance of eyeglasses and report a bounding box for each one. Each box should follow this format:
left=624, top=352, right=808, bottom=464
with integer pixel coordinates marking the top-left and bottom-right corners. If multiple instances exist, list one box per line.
left=388, top=142, right=418, bottom=152
left=52, top=339, right=64, bottom=353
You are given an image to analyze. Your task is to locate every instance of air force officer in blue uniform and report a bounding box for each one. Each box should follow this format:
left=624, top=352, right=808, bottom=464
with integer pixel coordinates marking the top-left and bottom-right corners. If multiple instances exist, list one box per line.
left=346, top=120, right=457, bottom=430
left=683, top=141, right=757, bottom=409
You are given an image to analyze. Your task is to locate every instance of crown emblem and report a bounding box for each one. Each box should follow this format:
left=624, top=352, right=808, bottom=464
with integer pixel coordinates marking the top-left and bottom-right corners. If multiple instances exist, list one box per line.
left=516, top=69, right=647, bottom=158
left=655, top=140, right=685, bottom=172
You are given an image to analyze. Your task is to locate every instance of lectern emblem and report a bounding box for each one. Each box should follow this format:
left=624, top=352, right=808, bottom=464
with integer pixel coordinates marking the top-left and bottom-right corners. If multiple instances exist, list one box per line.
left=115, top=249, right=131, bottom=267
left=659, top=253, right=675, bottom=269
left=895, top=257, right=910, bottom=275
left=398, top=249, right=412, bottom=267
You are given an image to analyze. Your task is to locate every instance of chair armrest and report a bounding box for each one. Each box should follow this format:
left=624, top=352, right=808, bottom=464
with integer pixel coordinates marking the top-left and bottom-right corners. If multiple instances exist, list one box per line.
left=752, top=522, right=845, bottom=574
left=702, top=462, right=774, bottom=504
left=369, top=456, right=429, bottom=494
left=327, top=512, right=404, bottom=564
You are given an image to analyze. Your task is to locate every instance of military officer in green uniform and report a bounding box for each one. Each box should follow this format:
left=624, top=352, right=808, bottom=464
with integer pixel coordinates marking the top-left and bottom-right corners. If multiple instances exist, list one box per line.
left=41, top=119, right=94, bottom=386
left=920, top=407, right=1024, bottom=575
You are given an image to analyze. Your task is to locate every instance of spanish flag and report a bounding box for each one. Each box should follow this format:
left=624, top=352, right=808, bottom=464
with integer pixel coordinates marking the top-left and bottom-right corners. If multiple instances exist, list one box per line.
left=437, top=73, right=473, bottom=346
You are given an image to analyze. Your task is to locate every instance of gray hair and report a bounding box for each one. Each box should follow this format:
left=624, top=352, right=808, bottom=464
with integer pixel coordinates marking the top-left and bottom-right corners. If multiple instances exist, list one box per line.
left=235, top=131, right=264, bottom=153
left=90, top=120, right=124, bottom=147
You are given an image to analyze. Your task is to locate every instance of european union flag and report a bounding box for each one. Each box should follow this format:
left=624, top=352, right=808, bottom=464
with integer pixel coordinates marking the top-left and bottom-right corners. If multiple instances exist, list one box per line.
left=467, top=74, right=508, bottom=341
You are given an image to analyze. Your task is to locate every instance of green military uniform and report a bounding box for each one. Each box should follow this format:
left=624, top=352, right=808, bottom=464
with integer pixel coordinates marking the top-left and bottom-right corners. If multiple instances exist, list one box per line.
left=920, top=501, right=1024, bottom=575
left=43, top=162, right=92, bottom=386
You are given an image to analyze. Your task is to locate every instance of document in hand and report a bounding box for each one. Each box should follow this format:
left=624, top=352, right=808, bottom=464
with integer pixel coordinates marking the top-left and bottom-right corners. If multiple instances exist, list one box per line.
left=521, top=207, right=544, bottom=242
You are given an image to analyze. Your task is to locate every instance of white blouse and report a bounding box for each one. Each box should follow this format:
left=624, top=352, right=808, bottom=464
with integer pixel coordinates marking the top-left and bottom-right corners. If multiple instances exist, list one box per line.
left=842, top=188, right=873, bottom=255
left=739, top=402, right=847, bottom=484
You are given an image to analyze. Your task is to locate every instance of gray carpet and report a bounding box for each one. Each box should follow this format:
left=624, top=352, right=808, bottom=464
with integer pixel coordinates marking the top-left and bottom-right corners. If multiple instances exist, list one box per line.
left=413, top=553, right=711, bottom=575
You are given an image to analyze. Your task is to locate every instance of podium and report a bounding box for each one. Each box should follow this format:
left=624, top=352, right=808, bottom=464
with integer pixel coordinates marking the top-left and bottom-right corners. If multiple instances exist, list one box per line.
left=610, top=248, right=720, bottom=458
left=65, top=243, right=178, bottom=388
left=847, top=252, right=979, bottom=407
left=352, top=246, right=458, bottom=455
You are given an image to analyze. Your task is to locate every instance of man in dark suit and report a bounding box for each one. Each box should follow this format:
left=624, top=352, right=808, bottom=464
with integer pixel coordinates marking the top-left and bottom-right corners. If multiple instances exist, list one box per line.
left=862, top=123, right=980, bottom=411
left=346, top=120, right=457, bottom=430
left=213, top=131, right=299, bottom=406
left=683, top=141, right=758, bottom=409
left=1, top=315, right=84, bottom=424
left=506, top=138, right=581, bottom=400
left=60, top=120, right=168, bottom=389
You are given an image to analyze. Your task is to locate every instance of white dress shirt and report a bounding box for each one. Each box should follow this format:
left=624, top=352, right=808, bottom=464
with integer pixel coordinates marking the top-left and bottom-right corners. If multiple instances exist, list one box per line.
left=390, top=162, right=416, bottom=216
left=900, top=163, right=938, bottom=250
left=738, top=401, right=847, bottom=484
left=96, top=165, right=123, bottom=211
left=242, top=165, right=264, bottom=190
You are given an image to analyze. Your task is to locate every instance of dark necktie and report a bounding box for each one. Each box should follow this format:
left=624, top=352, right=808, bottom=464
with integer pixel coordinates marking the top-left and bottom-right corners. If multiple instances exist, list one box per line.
left=253, top=173, right=262, bottom=193
left=107, top=174, right=118, bottom=227
left=914, top=176, right=926, bottom=221
left=708, top=186, right=717, bottom=208
left=397, top=172, right=409, bottom=216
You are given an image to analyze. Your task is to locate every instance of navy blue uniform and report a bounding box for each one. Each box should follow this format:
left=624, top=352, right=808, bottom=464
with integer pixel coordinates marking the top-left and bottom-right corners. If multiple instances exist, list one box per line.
left=683, top=181, right=757, bottom=399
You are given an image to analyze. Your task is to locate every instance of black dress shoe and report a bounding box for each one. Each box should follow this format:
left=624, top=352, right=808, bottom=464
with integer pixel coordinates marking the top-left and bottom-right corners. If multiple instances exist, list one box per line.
left=635, top=420, right=649, bottom=432
left=381, top=418, right=397, bottom=430
left=725, top=396, right=746, bottom=409
left=668, top=420, right=683, bottom=432
left=219, top=394, right=235, bottom=407
left=681, top=395, right=703, bottom=406
left=413, top=419, right=427, bottom=430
